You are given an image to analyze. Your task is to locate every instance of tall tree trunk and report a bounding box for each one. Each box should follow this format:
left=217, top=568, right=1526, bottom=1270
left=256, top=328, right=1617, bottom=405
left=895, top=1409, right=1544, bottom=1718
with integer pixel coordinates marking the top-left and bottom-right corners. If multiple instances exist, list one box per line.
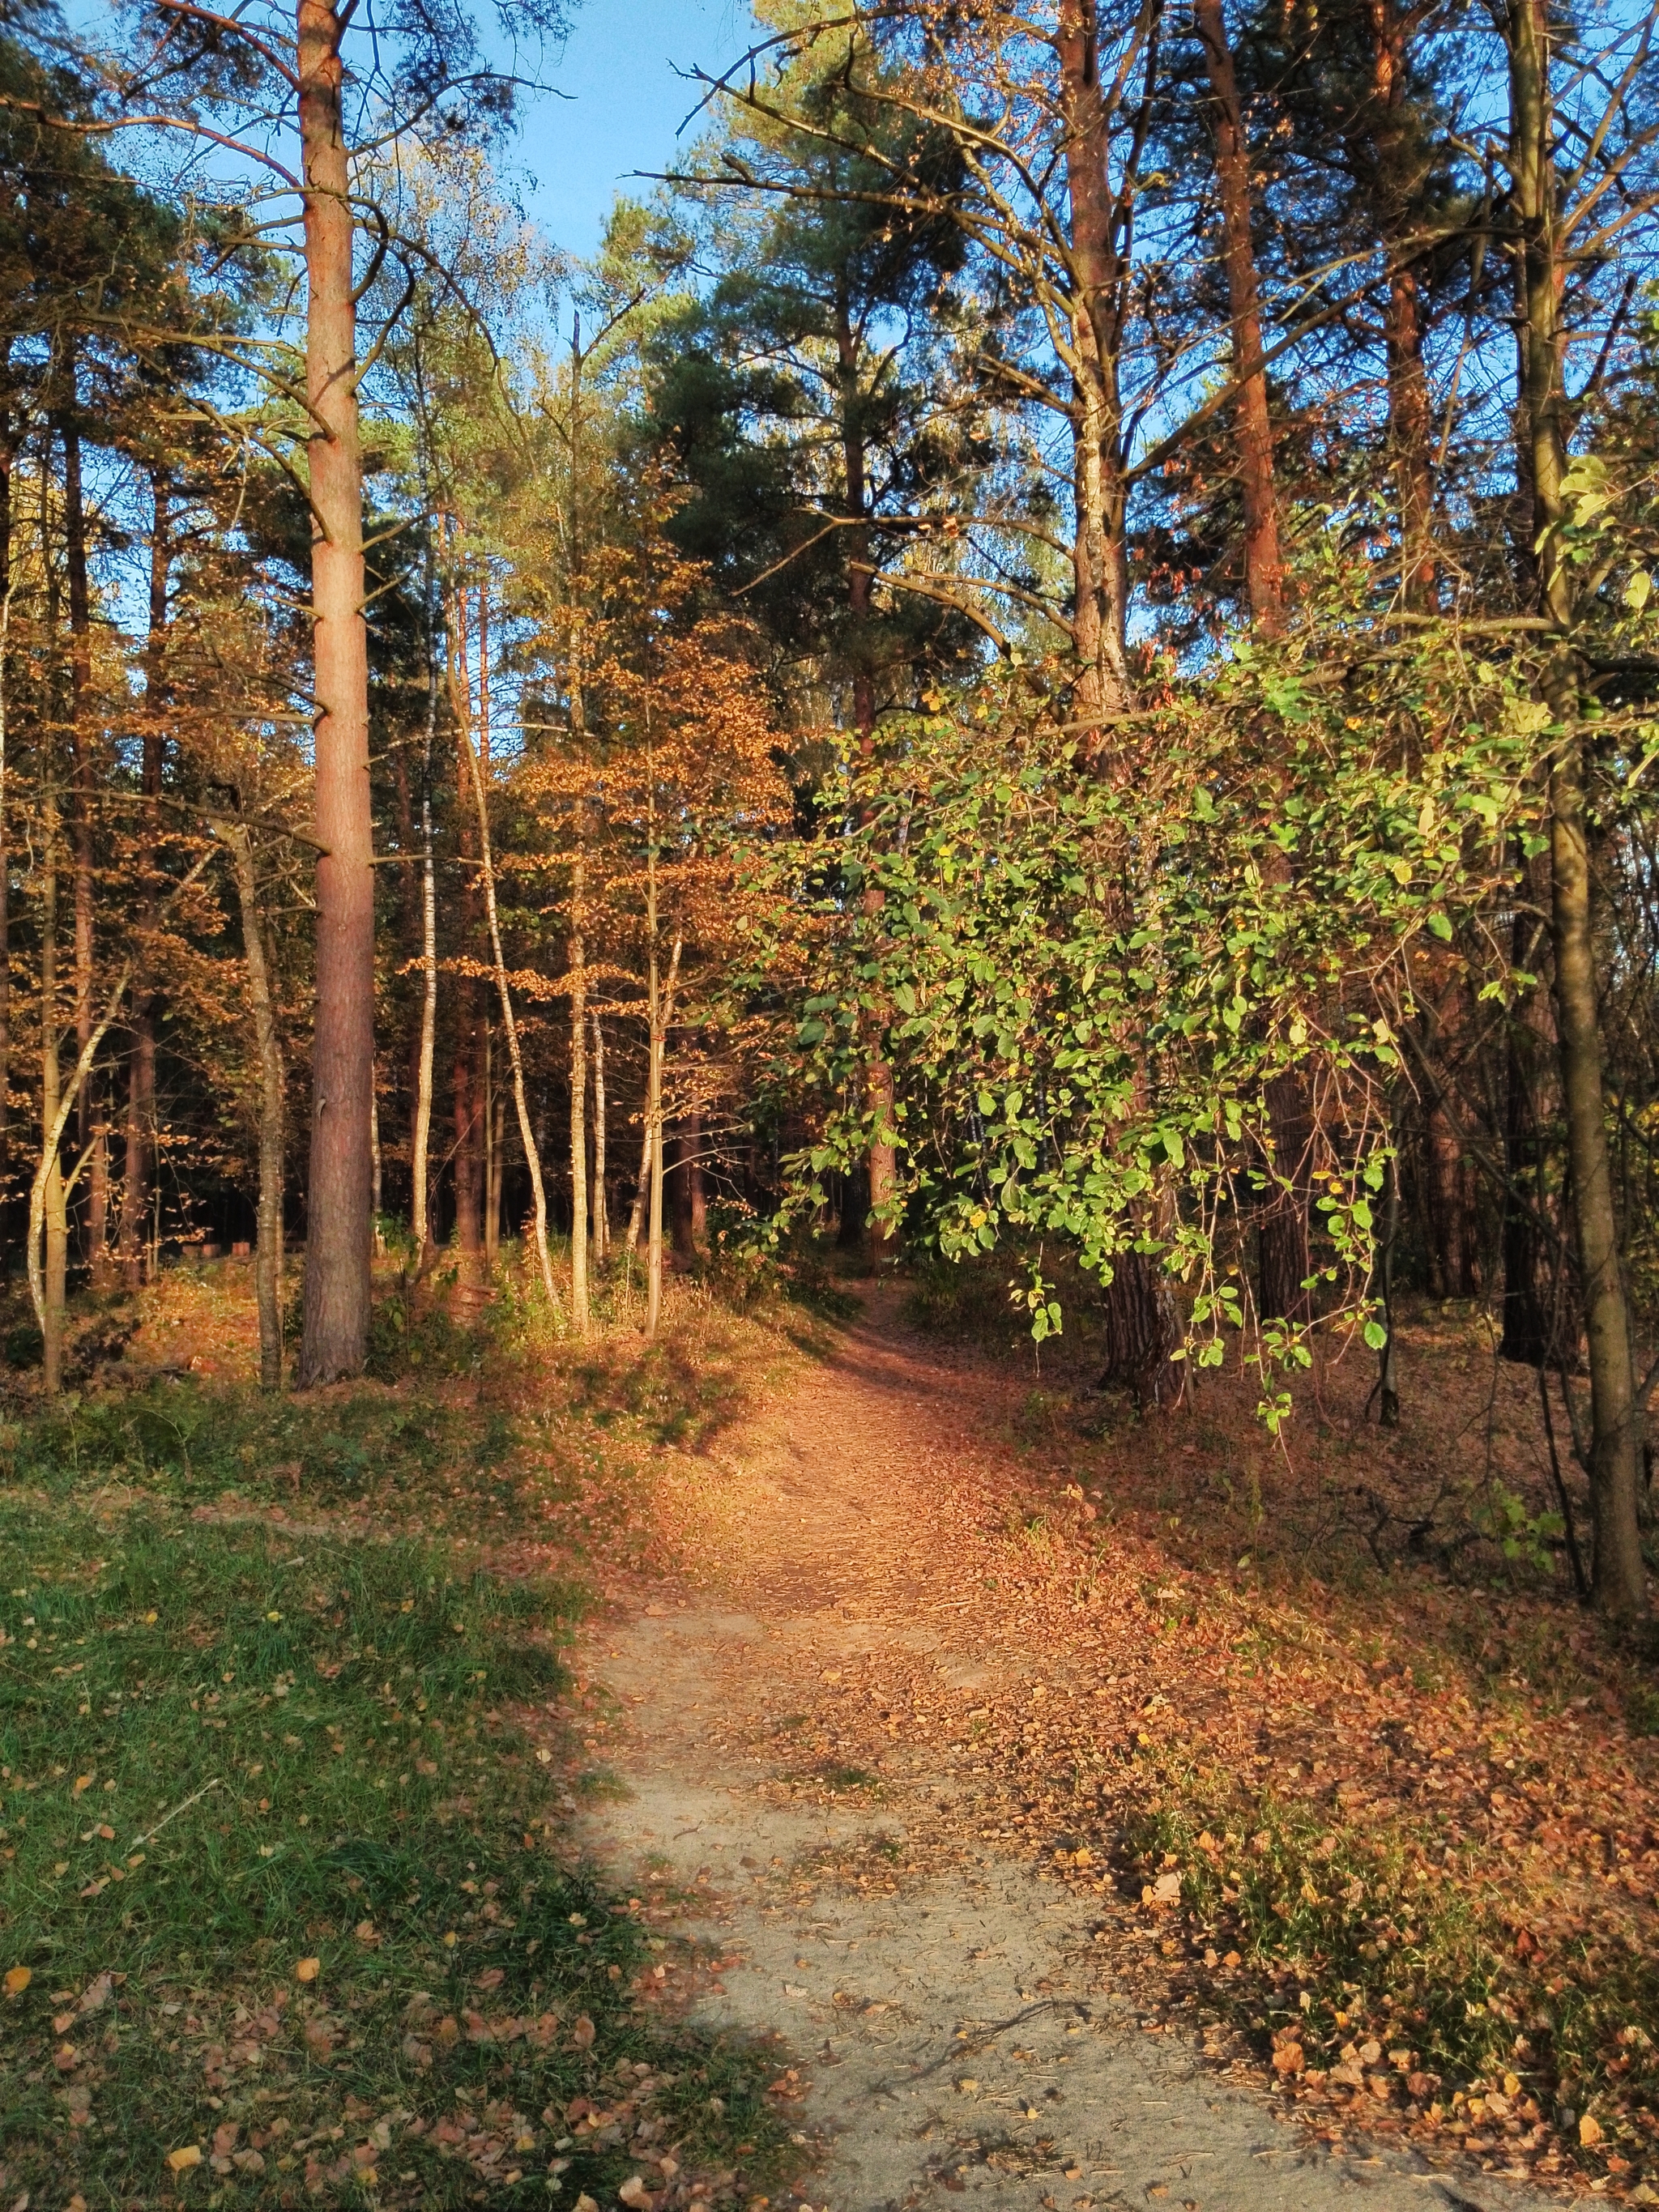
left=1059, top=0, right=1137, bottom=723
left=40, top=808, right=64, bottom=1391
left=0, top=431, right=13, bottom=1275
left=1192, top=0, right=1286, bottom=629
left=1191, top=0, right=1312, bottom=1323
left=1510, top=0, right=1644, bottom=1616
left=591, top=1011, right=608, bottom=1264
left=456, top=656, right=562, bottom=1317
left=627, top=933, right=682, bottom=1256
left=1364, top=0, right=1435, bottom=606
left=643, top=817, right=669, bottom=1338
left=58, top=398, right=107, bottom=1283
left=1501, top=877, right=1552, bottom=1362
left=447, top=572, right=484, bottom=1280
left=228, top=824, right=284, bottom=1388
left=669, top=1112, right=697, bottom=1266
left=836, top=282, right=900, bottom=1268
left=568, top=855, right=588, bottom=1331
left=412, top=765, right=438, bottom=1265
left=296, top=0, right=375, bottom=1384
left=689, top=1106, right=707, bottom=1246
left=124, top=471, right=167, bottom=1288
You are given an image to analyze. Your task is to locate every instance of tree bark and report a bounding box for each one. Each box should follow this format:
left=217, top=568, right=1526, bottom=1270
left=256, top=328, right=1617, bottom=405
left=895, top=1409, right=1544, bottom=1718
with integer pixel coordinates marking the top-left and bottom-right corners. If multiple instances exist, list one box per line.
left=123, top=471, right=167, bottom=1288
left=836, top=280, right=900, bottom=1266
left=456, top=655, right=562, bottom=1317
left=40, top=783, right=64, bottom=1392
left=1363, top=0, right=1435, bottom=605
left=1501, top=876, right=1552, bottom=1362
left=58, top=396, right=107, bottom=1282
left=568, top=854, right=588, bottom=1330
left=1192, top=0, right=1285, bottom=630
left=0, top=433, right=13, bottom=1276
left=1510, top=0, right=1644, bottom=1615
left=447, top=571, right=484, bottom=1280
left=410, top=529, right=441, bottom=1264
left=1059, top=0, right=1137, bottom=721
left=228, top=823, right=285, bottom=1388
left=591, top=1011, right=608, bottom=1264
left=296, top=0, right=375, bottom=1384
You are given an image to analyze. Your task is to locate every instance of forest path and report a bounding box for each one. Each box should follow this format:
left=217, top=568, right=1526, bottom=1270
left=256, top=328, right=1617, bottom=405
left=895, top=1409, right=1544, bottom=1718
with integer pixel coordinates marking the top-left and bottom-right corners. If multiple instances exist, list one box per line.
left=572, top=1294, right=1549, bottom=2212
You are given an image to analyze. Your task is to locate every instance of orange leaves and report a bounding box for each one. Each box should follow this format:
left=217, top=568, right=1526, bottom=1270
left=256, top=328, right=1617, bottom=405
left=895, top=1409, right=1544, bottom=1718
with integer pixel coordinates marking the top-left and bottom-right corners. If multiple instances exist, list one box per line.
left=3, top=1965, right=29, bottom=1997
left=294, top=1956, right=320, bottom=1983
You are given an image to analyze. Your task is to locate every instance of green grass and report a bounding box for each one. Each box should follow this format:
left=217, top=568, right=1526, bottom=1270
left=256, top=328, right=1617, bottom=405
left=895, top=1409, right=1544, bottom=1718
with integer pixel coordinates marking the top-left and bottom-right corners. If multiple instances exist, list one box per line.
left=0, top=1451, right=796, bottom=2204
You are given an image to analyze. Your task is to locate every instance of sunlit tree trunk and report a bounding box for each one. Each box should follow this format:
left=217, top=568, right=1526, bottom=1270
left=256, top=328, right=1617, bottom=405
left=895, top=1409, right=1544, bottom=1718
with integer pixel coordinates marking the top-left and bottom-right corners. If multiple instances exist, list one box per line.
left=58, top=396, right=108, bottom=1284
left=1509, top=0, right=1644, bottom=1616
left=626, top=934, right=681, bottom=1256
left=568, top=852, right=588, bottom=1331
left=0, top=433, right=13, bottom=1275
left=123, top=471, right=166, bottom=1287
left=1365, top=0, right=1435, bottom=606
left=591, top=1012, right=608, bottom=1264
left=39, top=785, right=64, bottom=1393
left=834, top=281, right=900, bottom=1267
left=1058, top=0, right=1137, bottom=724
left=409, top=528, right=440, bottom=1265
left=296, top=0, right=375, bottom=1384
left=1192, top=0, right=1285, bottom=631
left=228, top=823, right=285, bottom=1388
left=456, top=657, right=561, bottom=1318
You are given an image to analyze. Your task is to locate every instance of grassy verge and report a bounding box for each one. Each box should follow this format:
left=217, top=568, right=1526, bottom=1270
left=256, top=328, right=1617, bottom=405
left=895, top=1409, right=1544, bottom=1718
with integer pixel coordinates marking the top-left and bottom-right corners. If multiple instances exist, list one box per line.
left=0, top=1293, right=804, bottom=2210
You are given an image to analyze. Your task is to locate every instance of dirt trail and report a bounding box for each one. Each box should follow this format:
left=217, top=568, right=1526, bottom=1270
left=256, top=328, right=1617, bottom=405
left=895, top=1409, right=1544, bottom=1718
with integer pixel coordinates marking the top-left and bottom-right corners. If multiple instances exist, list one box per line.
left=574, top=1298, right=1554, bottom=2212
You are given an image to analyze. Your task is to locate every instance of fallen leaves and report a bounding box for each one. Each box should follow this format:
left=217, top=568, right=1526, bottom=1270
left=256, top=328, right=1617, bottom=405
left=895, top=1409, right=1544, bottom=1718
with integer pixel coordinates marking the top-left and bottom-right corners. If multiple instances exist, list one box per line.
left=294, top=1956, right=320, bottom=1983
left=3, top=1965, right=29, bottom=1996
left=165, top=2145, right=202, bottom=2172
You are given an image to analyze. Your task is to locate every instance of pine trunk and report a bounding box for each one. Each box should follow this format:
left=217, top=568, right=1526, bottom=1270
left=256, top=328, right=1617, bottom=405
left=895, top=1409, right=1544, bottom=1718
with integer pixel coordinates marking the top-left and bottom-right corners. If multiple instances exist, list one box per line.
left=1192, top=0, right=1285, bottom=629
left=296, top=0, right=375, bottom=1384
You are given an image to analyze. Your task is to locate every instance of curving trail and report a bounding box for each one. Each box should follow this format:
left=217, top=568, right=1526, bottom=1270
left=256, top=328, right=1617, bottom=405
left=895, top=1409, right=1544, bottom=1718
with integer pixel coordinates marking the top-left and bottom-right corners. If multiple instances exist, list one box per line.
left=572, top=1295, right=1549, bottom=2212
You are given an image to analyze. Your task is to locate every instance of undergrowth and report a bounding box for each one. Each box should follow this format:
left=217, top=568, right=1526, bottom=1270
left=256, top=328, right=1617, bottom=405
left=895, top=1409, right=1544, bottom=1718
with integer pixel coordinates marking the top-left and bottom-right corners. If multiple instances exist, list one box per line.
left=1120, top=1770, right=1659, bottom=2167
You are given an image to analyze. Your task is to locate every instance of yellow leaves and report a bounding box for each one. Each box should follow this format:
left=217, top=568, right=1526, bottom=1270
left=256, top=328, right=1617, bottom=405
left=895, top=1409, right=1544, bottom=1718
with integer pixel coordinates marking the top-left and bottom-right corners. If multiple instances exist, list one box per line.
left=956, top=2075, right=980, bottom=2094
left=295, top=1957, right=320, bottom=1984
left=166, top=2144, right=203, bottom=2172
left=3, top=1964, right=29, bottom=1996
left=1581, top=2113, right=1605, bottom=2147
left=265, top=1610, right=282, bottom=1623
left=142, top=1610, right=158, bottom=1625
left=71, top=1773, right=94, bottom=1797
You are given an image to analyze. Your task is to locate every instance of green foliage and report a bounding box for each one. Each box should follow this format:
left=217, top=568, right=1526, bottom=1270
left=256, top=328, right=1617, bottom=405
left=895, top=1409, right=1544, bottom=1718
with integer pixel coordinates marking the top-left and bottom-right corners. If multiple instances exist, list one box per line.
left=754, top=612, right=1559, bottom=1409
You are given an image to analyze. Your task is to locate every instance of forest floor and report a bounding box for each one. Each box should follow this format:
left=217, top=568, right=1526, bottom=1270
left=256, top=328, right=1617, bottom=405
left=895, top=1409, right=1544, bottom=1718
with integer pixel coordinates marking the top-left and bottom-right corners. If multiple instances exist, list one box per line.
left=3, top=1252, right=1659, bottom=2211
left=559, top=1279, right=1647, bottom=2212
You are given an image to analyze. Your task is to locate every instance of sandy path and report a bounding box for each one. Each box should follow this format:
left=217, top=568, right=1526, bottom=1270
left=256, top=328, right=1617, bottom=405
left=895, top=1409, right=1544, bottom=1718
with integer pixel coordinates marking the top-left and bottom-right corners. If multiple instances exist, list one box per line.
left=573, top=1299, right=1553, bottom=2212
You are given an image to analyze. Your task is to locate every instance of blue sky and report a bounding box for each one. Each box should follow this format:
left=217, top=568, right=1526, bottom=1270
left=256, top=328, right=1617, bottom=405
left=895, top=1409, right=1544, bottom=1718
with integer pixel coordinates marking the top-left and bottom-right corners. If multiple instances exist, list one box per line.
left=518, top=0, right=759, bottom=259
